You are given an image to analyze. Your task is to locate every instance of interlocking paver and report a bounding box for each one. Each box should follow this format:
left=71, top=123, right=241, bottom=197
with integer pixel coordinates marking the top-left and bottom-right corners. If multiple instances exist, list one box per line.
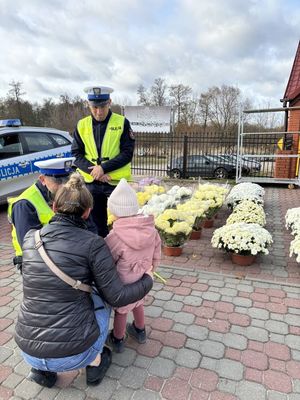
left=200, top=340, right=225, bottom=359
left=241, top=350, right=268, bottom=370
left=264, top=370, right=292, bottom=393
left=148, top=357, right=175, bottom=378
left=185, top=325, right=208, bottom=340
left=119, top=366, right=148, bottom=389
left=265, top=320, right=289, bottom=334
left=236, top=381, right=266, bottom=400
left=245, top=326, right=269, bottom=342
left=108, top=385, right=134, bottom=400
left=14, top=379, right=43, bottom=399
left=161, top=377, right=191, bottom=400
left=223, top=333, right=248, bottom=350
left=217, top=359, right=244, bottom=381
left=132, top=389, right=161, bottom=400
left=175, top=348, right=201, bottom=368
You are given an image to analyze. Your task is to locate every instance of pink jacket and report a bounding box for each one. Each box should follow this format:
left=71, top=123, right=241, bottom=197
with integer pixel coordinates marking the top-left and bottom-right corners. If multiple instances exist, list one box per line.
left=105, top=215, right=161, bottom=314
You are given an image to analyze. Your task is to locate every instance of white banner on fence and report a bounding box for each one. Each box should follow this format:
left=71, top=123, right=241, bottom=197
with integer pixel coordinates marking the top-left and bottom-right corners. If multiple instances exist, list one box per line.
left=124, top=106, right=172, bottom=133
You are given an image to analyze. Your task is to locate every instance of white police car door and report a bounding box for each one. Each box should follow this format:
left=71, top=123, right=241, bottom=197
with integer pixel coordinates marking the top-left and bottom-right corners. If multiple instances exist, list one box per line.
left=20, top=131, right=72, bottom=175
left=0, top=131, right=34, bottom=200
left=0, top=129, right=72, bottom=204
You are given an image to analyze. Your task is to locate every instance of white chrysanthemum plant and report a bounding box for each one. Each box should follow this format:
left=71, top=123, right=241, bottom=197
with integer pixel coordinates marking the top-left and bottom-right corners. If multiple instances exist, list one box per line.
left=140, top=192, right=178, bottom=217
left=229, top=183, right=265, bottom=198
left=285, top=207, right=300, bottom=231
left=155, top=209, right=193, bottom=247
left=167, top=185, right=193, bottom=201
left=289, top=236, right=300, bottom=262
left=226, top=200, right=266, bottom=226
left=176, top=200, right=210, bottom=231
left=226, top=183, right=264, bottom=210
left=211, top=223, right=273, bottom=256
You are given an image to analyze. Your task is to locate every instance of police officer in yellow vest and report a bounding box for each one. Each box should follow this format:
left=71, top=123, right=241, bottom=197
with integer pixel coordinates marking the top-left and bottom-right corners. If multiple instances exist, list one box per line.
left=71, top=86, right=135, bottom=237
left=7, top=158, right=77, bottom=272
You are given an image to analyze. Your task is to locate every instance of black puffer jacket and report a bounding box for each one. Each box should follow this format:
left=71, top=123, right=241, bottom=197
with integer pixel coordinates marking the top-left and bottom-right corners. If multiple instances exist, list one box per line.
left=15, top=213, right=153, bottom=358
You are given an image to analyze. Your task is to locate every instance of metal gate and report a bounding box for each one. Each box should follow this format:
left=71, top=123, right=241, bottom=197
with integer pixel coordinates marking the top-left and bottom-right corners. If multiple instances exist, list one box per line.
left=236, top=106, right=300, bottom=186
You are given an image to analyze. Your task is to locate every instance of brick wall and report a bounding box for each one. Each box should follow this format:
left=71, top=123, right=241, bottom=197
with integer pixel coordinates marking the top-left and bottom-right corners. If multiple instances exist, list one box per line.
left=274, top=100, right=300, bottom=179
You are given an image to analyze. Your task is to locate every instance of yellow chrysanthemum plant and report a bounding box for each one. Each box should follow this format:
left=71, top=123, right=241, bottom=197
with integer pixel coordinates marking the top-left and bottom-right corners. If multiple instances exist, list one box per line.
left=107, top=208, right=117, bottom=230
left=155, top=209, right=193, bottom=247
left=193, top=184, right=227, bottom=220
left=136, top=191, right=152, bottom=207
left=176, top=200, right=209, bottom=231
left=136, top=182, right=166, bottom=207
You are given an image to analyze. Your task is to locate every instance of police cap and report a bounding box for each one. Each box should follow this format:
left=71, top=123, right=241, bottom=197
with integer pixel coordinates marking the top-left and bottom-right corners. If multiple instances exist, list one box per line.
left=34, top=157, right=75, bottom=177
left=84, top=86, right=113, bottom=107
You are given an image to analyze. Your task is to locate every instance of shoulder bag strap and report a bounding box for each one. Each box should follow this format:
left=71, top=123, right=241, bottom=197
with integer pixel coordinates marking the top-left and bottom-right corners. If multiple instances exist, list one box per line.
left=34, top=230, right=92, bottom=293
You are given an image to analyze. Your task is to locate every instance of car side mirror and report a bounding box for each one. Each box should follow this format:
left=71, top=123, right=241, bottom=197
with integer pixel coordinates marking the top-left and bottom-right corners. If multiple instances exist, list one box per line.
left=205, top=160, right=210, bottom=165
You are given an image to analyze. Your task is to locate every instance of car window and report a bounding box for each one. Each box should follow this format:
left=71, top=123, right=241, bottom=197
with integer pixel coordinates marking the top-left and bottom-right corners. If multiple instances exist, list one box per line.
left=22, top=132, right=54, bottom=153
left=49, top=133, right=71, bottom=147
left=0, top=134, right=23, bottom=160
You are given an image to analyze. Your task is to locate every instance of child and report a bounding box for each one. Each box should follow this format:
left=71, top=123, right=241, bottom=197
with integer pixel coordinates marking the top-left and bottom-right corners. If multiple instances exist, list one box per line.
left=105, top=178, right=161, bottom=352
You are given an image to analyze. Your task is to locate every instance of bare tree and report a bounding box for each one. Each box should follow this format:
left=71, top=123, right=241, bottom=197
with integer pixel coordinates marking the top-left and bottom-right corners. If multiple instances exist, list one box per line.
left=137, top=84, right=150, bottom=105
left=199, top=85, right=247, bottom=134
left=150, top=78, right=168, bottom=106
left=8, top=80, right=25, bottom=121
left=199, top=92, right=211, bottom=133
left=169, top=84, right=192, bottom=123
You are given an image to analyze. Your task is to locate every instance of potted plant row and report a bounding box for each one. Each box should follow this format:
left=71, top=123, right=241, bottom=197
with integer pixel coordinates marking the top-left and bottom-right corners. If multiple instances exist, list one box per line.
left=211, top=183, right=271, bottom=266
left=285, top=207, right=300, bottom=263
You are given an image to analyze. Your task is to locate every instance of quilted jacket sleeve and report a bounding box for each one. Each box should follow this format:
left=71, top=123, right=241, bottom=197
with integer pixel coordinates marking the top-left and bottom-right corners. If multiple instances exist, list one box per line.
left=89, top=237, right=153, bottom=307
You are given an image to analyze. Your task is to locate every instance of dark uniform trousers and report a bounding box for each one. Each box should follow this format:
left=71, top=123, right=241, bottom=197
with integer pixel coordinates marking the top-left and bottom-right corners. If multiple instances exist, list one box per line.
left=87, top=181, right=115, bottom=238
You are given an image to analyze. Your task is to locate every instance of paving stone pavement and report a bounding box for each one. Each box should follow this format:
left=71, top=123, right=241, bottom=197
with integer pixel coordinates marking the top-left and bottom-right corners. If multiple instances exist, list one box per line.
left=1, top=186, right=300, bottom=399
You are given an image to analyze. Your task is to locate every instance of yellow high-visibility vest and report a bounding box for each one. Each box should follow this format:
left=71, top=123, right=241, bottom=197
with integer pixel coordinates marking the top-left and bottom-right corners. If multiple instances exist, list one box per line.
left=76, top=113, right=132, bottom=184
left=7, top=184, right=54, bottom=256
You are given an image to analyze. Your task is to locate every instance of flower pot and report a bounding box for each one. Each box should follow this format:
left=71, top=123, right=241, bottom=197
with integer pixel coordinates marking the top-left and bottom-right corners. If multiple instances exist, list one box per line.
left=231, top=253, right=256, bottom=266
left=162, top=245, right=183, bottom=257
left=203, top=218, right=214, bottom=228
left=190, top=229, right=202, bottom=240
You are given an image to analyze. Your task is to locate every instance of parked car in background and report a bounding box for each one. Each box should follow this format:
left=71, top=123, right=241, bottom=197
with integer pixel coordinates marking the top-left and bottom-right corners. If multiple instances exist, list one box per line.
left=219, top=154, right=261, bottom=172
left=167, top=154, right=250, bottom=179
left=0, top=119, right=72, bottom=204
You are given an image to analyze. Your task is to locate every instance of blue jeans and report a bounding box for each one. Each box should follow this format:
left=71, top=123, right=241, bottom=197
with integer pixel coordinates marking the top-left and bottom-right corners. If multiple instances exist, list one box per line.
left=22, top=293, right=111, bottom=372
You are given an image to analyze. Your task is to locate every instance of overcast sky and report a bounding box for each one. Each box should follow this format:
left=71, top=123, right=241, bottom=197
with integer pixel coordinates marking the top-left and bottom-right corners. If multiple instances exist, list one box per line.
left=0, top=0, right=299, bottom=107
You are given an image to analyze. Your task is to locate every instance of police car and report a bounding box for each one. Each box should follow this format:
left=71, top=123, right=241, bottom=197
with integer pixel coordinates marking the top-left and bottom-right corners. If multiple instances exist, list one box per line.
left=0, top=119, right=72, bottom=204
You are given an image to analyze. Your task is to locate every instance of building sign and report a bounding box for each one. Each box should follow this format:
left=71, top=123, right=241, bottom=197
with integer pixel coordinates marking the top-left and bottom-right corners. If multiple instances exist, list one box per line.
left=124, top=106, right=172, bottom=133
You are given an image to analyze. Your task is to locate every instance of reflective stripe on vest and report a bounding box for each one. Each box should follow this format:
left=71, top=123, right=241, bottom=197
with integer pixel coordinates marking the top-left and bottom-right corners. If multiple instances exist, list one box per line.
left=7, top=184, right=54, bottom=256
left=76, top=113, right=132, bottom=184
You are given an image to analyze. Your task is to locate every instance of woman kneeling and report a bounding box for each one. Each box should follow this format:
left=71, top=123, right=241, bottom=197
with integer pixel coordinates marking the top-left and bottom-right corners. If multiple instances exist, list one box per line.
left=14, top=173, right=153, bottom=387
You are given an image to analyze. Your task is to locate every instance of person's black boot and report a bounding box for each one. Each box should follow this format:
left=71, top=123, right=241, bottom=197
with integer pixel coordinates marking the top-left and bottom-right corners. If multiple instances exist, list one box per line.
left=106, top=331, right=125, bottom=353
left=126, top=322, right=146, bottom=344
left=27, top=368, right=57, bottom=388
left=86, top=346, right=112, bottom=386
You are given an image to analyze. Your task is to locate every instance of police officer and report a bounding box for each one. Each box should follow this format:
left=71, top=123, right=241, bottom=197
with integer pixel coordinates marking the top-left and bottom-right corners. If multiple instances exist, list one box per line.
left=71, top=86, right=135, bottom=237
left=8, top=157, right=97, bottom=271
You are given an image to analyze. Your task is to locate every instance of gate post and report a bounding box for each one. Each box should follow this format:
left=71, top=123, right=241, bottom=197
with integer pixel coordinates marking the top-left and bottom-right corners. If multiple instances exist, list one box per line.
left=182, top=136, right=188, bottom=179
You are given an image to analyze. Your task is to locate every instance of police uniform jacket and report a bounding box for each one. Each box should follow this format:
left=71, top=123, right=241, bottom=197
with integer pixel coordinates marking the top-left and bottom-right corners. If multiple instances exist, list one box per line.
left=11, top=181, right=98, bottom=251
left=71, top=110, right=135, bottom=175
left=15, top=213, right=153, bottom=358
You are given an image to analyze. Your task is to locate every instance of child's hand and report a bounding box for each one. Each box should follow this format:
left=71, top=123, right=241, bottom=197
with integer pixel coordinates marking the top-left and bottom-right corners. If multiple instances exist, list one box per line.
left=145, top=269, right=154, bottom=280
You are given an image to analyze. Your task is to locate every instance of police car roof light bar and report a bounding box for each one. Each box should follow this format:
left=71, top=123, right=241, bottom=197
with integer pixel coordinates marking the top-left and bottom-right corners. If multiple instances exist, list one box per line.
left=0, top=119, right=22, bottom=128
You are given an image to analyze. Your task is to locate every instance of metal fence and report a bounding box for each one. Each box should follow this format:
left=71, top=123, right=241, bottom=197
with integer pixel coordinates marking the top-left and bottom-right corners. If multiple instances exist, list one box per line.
left=132, top=131, right=281, bottom=180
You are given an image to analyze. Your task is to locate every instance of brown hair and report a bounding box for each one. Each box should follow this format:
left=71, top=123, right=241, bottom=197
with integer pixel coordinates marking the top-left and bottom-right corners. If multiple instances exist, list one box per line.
left=54, top=173, right=93, bottom=216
